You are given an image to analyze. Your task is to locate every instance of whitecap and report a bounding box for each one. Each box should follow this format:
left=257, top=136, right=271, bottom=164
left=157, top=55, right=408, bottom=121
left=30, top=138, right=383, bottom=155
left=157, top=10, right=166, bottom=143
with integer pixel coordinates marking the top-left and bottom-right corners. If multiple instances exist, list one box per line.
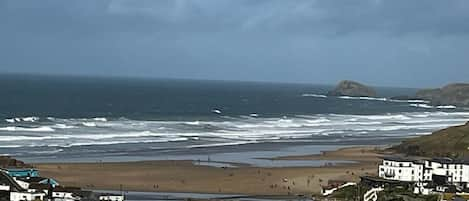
left=93, top=117, right=107, bottom=122
left=249, top=113, right=259, bottom=117
left=185, top=121, right=201, bottom=126
left=410, top=104, right=434, bottom=109
left=5, top=119, right=15, bottom=123
left=301, top=93, right=327, bottom=98
left=436, top=105, right=457, bottom=109
left=338, top=96, right=387, bottom=101
left=22, top=117, right=40, bottom=122
left=53, top=124, right=76, bottom=129
left=0, top=126, right=55, bottom=132
left=82, top=122, right=97, bottom=127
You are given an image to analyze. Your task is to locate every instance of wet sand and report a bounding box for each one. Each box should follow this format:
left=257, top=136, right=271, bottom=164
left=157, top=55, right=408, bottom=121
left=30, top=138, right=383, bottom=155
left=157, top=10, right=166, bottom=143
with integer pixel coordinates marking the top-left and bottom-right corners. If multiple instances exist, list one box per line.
left=34, top=146, right=384, bottom=196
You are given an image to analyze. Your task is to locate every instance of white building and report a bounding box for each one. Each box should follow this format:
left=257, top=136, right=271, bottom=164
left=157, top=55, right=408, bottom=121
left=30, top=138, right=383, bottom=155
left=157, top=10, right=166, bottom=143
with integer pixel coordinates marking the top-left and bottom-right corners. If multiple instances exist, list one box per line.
left=99, top=194, right=125, bottom=201
left=10, top=191, right=46, bottom=201
left=50, top=191, right=81, bottom=201
left=379, top=156, right=425, bottom=182
left=379, top=156, right=469, bottom=191
left=423, top=158, right=469, bottom=187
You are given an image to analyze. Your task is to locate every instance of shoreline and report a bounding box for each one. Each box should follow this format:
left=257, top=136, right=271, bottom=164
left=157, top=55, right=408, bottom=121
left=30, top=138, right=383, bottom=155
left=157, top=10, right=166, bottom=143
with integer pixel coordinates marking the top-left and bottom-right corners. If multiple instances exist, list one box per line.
left=33, top=146, right=386, bottom=196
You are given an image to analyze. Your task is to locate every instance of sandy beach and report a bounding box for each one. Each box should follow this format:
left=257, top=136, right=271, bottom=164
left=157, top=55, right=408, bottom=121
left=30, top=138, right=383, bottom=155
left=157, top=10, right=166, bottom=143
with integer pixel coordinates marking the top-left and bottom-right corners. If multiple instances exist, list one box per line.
left=34, top=146, right=385, bottom=196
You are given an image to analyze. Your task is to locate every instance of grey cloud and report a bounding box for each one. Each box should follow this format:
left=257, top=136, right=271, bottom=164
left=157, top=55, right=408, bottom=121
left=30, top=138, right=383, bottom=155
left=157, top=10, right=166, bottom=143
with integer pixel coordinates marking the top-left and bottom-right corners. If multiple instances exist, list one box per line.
left=0, top=0, right=468, bottom=87
left=3, top=0, right=469, bottom=35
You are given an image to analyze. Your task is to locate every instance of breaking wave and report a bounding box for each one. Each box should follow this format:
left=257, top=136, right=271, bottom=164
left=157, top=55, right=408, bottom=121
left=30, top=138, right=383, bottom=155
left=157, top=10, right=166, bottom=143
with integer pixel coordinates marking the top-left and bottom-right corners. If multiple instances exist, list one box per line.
left=302, top=93, right=328, bottom=98
left=0, top=126, right=55, bottom=132
left=5, top=116, right=40, bottom=123
left=0, top=111, right=468, bottom=150
left=410, top=104, right=457, bottom=109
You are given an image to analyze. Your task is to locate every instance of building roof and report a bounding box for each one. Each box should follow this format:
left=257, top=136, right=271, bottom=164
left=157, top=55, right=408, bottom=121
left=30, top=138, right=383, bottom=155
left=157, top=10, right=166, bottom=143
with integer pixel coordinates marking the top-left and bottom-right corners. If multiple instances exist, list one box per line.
left=430, top=157, right=469, bottom=165
left=381, top=156, right=423, bottom=164
left=4, top=168, right=38, bottom=171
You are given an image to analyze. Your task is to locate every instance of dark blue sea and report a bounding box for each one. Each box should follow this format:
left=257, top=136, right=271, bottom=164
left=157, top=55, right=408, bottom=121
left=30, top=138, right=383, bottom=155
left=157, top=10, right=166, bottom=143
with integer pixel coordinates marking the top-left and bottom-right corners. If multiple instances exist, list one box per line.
left=0, top=74, right=467, bottom=165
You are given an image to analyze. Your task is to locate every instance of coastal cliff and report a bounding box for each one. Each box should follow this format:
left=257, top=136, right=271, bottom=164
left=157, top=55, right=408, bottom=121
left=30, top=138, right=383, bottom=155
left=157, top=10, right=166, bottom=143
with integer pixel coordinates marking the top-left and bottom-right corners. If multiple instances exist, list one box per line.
left=416, top=83, right=469, bottom=106
left=328, top=80, right=376, bottom=97
left=392, top=122, right=469, bottom=158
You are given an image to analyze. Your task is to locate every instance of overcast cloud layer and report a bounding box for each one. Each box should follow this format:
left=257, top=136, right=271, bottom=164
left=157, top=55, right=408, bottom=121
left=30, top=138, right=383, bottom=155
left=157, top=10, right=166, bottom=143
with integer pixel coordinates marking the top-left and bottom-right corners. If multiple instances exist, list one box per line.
left=1, top=0, right=469, bottom=87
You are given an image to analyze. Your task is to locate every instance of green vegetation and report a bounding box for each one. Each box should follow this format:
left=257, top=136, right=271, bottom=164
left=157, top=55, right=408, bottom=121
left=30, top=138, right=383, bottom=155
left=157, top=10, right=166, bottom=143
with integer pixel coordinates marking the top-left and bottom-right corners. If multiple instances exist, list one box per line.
left=377, top=188, right=438, bottom=201
left=391, top=122, right=469, bottom=158
left=328, top=185, right=369, bottom=201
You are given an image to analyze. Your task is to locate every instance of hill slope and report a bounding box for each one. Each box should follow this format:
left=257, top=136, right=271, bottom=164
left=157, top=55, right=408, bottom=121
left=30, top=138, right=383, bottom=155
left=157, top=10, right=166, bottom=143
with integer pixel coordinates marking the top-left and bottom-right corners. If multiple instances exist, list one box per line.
left=392, top=122, right=469, bottom=158
left=416, top=83, right=469, bottom=106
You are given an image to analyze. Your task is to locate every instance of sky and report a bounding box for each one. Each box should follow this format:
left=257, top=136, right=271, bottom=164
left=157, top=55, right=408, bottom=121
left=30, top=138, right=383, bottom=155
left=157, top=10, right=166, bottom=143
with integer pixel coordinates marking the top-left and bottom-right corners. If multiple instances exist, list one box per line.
left=1, top=0, right=469, bottom=88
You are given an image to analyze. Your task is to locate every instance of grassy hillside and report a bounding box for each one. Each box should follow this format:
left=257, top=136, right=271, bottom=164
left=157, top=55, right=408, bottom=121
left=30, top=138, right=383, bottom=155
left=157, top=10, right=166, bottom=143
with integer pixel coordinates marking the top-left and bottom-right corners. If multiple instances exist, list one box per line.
left=392, top=122, right=469, bottom=158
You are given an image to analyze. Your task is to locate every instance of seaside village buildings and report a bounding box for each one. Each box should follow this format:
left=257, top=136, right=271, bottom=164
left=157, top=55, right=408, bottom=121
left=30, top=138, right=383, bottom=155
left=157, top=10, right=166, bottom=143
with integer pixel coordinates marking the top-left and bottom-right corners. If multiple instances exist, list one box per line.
left=322, top=156, right=469, bottom=200
left=0, top=168, right=124, bottom=201
left=378, top=156, right=469, bottom=195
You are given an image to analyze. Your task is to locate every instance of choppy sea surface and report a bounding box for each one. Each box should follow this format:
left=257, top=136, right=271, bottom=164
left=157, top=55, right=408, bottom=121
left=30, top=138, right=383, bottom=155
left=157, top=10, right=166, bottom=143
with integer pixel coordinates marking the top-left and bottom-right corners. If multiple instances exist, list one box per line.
left=0, top=75, right=468, bottom=164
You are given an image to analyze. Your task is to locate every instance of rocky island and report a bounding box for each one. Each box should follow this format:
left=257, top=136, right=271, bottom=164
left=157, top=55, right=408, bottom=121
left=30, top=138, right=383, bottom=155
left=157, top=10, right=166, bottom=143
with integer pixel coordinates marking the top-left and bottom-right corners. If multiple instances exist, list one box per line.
left=328, top=80, right=377, bottom=97
left=416, top=83, right=469, bottom=106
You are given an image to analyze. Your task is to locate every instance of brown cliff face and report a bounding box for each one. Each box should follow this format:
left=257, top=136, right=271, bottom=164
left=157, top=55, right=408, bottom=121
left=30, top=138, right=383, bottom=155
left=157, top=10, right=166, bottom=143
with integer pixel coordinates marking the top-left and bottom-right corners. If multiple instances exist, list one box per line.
left=416, top=83, right=469, bottom=106
left=328, top=80, right=377, bottom=97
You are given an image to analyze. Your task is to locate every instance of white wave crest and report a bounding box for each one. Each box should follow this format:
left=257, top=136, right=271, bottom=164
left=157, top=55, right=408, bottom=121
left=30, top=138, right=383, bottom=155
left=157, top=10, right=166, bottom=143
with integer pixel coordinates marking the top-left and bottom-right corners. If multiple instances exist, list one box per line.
left=338, top=96, right=387, bottom=101
left=82, top=122, right=97, bottom=127
left=301, top=94, right=327, bottom=98
left=5, top=116, right=40, bottom=123
left=410, top=104, right=434, bottom=109
left=5, top=119, right=15, bottom=123
left=0, top=126, right=55, bottom=132
left=53, top=124, right=76, bottom=129
left=436, top=105, right=457, bottom=109
left=93, top=117, right=107, bottom=122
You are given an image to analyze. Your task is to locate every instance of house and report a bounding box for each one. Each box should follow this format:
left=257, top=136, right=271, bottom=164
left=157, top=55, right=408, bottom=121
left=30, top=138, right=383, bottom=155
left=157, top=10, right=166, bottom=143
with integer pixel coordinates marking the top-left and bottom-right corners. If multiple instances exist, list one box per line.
left=0, top=169, right=46, bottom=201
left=378, top=156, right=425, bottom=182
left=1, top=167, right=125, bottom=201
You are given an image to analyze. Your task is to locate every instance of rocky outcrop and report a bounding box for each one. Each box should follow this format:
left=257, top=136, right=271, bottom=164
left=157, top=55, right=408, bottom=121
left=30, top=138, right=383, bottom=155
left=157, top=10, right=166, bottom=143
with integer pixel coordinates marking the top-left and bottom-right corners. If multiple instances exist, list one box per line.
left=328, top=80, right=377, bottom=97
left=0, top=156, right=30, bottom=168
left=416, top=83, right=469, bottom=106
left=391, top=122, right=469, bottom=158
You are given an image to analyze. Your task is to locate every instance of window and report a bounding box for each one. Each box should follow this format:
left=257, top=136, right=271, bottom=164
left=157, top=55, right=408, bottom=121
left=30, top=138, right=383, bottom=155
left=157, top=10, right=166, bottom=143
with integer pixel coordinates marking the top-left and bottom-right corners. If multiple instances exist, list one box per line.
left=384, top=162, right=388, bottom=165
left=412, top=170, right=414, bottom=174
left=399, top=169, right=402, bottom=173
left=399, top=163, right=403, bottom=167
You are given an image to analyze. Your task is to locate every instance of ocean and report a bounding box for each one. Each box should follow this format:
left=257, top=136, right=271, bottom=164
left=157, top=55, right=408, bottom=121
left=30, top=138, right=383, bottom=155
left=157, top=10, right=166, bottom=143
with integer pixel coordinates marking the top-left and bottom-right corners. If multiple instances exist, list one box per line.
left=1, top=74, right=468, bottom=164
